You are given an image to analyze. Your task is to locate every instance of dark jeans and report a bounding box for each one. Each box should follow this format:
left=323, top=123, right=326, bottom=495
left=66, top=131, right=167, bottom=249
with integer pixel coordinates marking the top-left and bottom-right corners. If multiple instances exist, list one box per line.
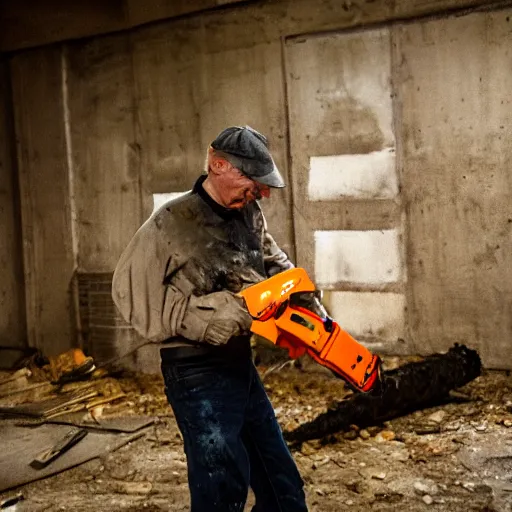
left=161, top=342, right=308, bottom=512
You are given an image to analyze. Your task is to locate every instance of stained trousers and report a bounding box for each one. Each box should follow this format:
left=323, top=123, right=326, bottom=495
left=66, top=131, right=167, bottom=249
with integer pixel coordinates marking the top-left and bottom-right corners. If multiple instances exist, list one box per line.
left=161, top=342, right=308, bottom=512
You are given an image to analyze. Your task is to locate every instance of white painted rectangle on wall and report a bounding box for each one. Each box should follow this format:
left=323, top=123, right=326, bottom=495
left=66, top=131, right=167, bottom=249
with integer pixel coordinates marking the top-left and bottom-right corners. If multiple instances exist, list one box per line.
left=308, top=148, right=397, bottom=200
left=328, top=291, right=405, bottom=342
left=314, top=229, right=402, bottom=287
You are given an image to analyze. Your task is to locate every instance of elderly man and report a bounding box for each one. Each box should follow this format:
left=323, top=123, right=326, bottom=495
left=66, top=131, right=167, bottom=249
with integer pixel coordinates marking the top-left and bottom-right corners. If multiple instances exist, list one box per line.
left=112, top=126, right=308, bottom=512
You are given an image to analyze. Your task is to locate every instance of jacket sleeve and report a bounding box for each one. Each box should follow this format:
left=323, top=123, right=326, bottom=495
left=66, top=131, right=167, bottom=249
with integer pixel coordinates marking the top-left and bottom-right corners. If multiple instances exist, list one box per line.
left=261, top=211, right=295, bottom=277
left=112, top=219, right=218, bottom=343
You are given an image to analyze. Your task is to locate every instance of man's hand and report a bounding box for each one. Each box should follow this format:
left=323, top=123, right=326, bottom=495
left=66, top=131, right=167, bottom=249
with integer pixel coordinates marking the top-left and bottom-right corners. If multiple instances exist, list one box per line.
left=203, top=291, right=253, bottom=346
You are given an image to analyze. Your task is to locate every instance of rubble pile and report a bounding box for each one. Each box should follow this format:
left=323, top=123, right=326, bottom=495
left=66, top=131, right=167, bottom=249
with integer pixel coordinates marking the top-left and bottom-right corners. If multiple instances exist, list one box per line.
left=0, top=349, right=169, bottom=421
left=2, top=344, right=512, bottom=511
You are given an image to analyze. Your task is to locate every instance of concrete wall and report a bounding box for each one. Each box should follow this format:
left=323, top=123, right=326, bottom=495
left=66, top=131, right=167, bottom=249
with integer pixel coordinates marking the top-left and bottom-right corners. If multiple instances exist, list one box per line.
left=5, top=0, right=512, bottom=368
left=397, top=9, right=512, bottom=367
left=0, top=58, right=26, bottom=348
left=10, top=48, right=77, bottom=355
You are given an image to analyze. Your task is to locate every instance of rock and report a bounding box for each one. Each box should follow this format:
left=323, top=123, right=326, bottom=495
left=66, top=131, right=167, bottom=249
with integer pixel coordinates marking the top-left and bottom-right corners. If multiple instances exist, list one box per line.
left=367, top=426, right=382, bottom=436
left=503, top=419, right=512, bottom=427
left=345, top=480, right=365, bottom=494
left=374, top=430, right=395, bottom=442
left=371, top=472, right=387, bottom=480
left=444, top=421, right=462, bottom=431
left=422, top=495, right=434, bottom=505
left=112, top=481, right=153, bottom=495
left=414, top=480, right=439, bottom=496
left=427, top=411, right=446, bottom=423
left=462, top=482, right=475, bottom=491
left=359, top=429, right=371, bottom=440
left=474, top=484, right=492, bottom=494
left=300, top=442, right=317, bottom=456
left=311, top=456, right=330, bottom=469
left=345, top=499, right=354, bottom=506
left=390, top=450, right=409, bottom=462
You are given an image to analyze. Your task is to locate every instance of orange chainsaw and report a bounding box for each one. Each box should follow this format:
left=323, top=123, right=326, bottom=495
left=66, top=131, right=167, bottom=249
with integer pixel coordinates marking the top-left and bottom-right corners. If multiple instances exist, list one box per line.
left=240, top=268, right=382, bottom=393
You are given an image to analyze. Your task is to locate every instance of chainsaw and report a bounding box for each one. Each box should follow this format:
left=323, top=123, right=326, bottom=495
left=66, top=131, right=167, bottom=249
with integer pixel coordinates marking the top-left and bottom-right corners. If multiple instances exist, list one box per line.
left=240, top=268, right=382, bottom=393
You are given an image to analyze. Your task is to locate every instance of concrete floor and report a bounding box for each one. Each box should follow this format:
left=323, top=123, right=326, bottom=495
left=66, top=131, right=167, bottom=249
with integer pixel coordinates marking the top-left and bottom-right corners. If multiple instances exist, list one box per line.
left=1, top=366, right=512, bottom=511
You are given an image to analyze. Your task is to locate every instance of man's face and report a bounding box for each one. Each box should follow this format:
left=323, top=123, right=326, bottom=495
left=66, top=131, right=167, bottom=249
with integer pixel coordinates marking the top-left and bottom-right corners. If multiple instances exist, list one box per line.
left=218, top=162, right=271, bottom=209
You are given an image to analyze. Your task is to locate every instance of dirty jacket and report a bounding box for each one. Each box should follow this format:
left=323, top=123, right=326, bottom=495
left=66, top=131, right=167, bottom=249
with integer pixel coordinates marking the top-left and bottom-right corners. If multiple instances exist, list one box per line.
left=112, top=175, right=293, bottom=345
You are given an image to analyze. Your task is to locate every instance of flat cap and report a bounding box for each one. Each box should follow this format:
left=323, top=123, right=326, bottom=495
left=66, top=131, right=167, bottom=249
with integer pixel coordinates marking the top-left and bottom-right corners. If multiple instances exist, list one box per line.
left=211, top=125, right=285, bottom=188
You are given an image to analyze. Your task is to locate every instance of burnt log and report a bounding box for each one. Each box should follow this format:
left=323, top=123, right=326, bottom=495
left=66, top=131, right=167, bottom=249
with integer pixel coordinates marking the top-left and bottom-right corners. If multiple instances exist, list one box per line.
left=284, top=344, right=481, bottom=444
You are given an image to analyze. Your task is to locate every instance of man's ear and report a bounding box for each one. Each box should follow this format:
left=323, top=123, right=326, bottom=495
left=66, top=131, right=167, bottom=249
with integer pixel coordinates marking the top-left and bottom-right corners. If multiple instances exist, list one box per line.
left=208, top=148, right=229, bottom=176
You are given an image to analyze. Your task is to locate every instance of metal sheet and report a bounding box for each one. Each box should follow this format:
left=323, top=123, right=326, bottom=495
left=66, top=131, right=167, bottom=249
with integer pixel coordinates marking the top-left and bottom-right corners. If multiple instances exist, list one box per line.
left=0, top=423, right=145, bottom=493
left=398, top=9, right=512, bottom=368
left=19, top=414, right=156, bottom=433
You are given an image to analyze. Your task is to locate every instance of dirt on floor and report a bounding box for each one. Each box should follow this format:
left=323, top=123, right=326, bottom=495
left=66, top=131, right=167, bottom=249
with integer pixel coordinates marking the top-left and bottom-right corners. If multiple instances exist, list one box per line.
left=1, top=357, right=512, bottom=512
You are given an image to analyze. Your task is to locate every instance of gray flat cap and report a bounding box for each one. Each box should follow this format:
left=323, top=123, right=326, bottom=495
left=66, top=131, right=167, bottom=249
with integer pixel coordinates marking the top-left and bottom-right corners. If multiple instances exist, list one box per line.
left=211, top=125, right=285, bottom=188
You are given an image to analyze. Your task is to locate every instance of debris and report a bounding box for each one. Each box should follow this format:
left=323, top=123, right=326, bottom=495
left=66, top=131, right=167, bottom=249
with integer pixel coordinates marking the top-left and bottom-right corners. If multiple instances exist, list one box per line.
left=414, top=480, right=439, bottom=496
left=0, top=381, right=53, bottom=399
left=111, top=481, right=153, bottom=495
left=30, top=428, right=88, bottom=469
left=0, top=492, right=24, bottom=508
left=0, top=368, right=31, bottom=386
left=359, top=429, right=371, bottom=439
left=300, top=442, right=318, bottom=456
left=422, top=494, right=434, bottom=505
left=427, top=410, right=447, bottom=423
left=41, top=415, right=156, bottom=433
left=284, top=344, right=481, bottom=443
left=0, top=423, right=148, bottom=493
left=374, top=430, right=395, bottom=442
left=372, top=471, right=387, bottom=480
left=414, top=425, right=441, bottom=435
left=85, top=392, right=126, bottom=409
left=47, top=348, right=96, bottom=385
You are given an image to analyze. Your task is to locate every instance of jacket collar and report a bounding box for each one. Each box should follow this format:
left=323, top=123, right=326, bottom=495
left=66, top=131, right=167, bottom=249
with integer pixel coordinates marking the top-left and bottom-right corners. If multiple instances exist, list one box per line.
left=193, top=174, right=242, bottom=221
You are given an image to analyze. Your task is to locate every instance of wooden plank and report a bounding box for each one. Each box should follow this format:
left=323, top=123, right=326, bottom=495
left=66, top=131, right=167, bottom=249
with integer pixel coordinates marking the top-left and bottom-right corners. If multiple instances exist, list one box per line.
left=10, top=47, right=76, bottom=355
left=397, top=9, right=512, bottom=368
left=0, top=58, right=26, bottom=348
left=132, top=30, right=295, bottom=257
left=66, top=34, right=143, bottom=272
left=285, top=29, right=398, bottom=273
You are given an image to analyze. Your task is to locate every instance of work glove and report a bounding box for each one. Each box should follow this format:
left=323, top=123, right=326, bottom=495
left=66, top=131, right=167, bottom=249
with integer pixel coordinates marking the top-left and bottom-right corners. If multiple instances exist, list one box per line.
left=202, top=291, right=253, bottom=346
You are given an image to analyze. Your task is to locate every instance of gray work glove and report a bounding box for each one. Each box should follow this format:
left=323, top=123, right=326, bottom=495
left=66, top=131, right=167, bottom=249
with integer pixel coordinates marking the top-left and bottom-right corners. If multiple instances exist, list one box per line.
left=203, top=291, right=253, bottom=346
